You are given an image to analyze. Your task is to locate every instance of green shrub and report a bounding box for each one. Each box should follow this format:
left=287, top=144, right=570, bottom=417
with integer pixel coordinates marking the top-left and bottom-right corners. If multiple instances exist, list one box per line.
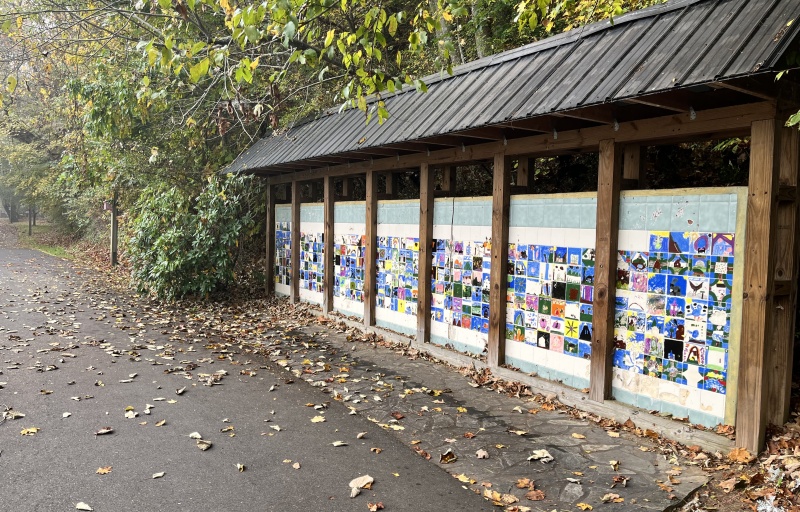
left=128, top=174, right=264, bottom=300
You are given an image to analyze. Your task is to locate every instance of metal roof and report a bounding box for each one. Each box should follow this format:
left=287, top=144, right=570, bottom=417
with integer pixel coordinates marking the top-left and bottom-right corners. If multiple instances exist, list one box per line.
left=229, top=0, right=800, bottom=175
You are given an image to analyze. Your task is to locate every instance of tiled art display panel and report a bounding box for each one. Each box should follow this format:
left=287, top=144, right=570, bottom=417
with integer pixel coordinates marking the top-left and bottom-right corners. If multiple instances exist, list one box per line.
left=298, top=204, right=324, bottom=304
left=333, top=202, right=367, bottom=317
left=375, top=201, right=421, bottom=336
left=274, top=205, right=292, bottom=296
left=429, top=198, right=493, bottom=354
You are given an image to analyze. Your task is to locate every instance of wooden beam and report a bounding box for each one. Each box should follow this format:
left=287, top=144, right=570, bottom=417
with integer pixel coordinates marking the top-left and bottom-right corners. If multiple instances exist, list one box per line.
left=627, top=91, right=693, bottom=113
left=323, top=175, right=335, bottom=314
left=267, top=102, right=773, bottom=185
left=420, top=135, right=465, bottom=147
left=737, top=117, right=782, bottom=453
left=713, top=79, right=776, bottom=101
left=455, top=127, right=506, bottom=140
left=556, top=105, right=615, bottom=124
left=765, top=125, right=800, bottom=427
left=513, top=157, right=534, bottom=194
left=590, top=139, right=623, bottom=402
left=497, top=117, right=554, bottom=133
left=364, top=171, right=378, bottom=326
left=265, top=184, right=276, bottom=296
left=417, top=162, right=434, bottom=346
left=487, top=152, right=512, bottom=368
left=290, top=180, right=301, bottom=303
left=382, top=142, right=430, bottom=152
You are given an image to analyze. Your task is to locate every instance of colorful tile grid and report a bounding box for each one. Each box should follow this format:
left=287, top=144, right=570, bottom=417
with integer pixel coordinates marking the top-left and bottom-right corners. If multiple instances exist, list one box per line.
left=274, top=222, right=292, bottom=286
left=299, top=232, right=324, bottom=293
left=505, top=244, right=595, bottom=361
left=376, top=236, right=420, bottom=315
left=333, top=234, right=366, bottom=302
left=431, top=239, right=493, bottom=334
left=613, top=231, right=735, bottom=395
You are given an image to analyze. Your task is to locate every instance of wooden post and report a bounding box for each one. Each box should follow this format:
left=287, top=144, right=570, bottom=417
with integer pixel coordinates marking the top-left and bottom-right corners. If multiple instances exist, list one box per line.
left=265, top=185, right=276, bottom=296
left=766, top=125, right=800, bottom=427
left=622, top=145, right=644, bottom=189
left=323, top=176, right=335, bottom=313
left=28, top=203, right=32, bottom=236
left=514, top=157, right=534, bottom=193
left=290, top=180, right=301, bottom=304
left=590, top=139, right=623, bottom=402
left=437, top=165, right=457, bottom=196
left=364, top=171, right=378, bottom=326
left=487, top=153, right=511, bottom=368
left=110, top=189, right=118, bottom=266
left=417, top=163, right=434, bottom=345
left=737, top=118, right=782, bottom=453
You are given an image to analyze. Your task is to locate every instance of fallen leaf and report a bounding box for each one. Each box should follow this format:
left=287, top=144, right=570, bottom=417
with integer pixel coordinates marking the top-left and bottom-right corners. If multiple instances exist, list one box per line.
left=576, top=504, right=593, bottom=511
left=476, top=449, right=489, bottom=459
left=63, top=412, right=71, bottom=418
left=457, top=407, right=467, bottom=413
left=292, top=462, right=301, bottom=469
left=311, top=416, right=326, bottom=423
left=167, top=399, right=177, bottom=404
left=527, top=449, right=553, bottom=463
left=176, top=386, right=186, bottom=395
left=349, top=474, right=374, bottom=498
left=196, top=439, right=212, bottom=451
left=332, top=441, right=348, bottom=447
left=357, top=432, right=367, bottom=439
left=516, top=478, right=532, bottom=489
left=611, top=475, right=629, bottom=488
left=96, top=466, right=112, bottom=475
left=525, top=489, right=545, bottom=501
left=270, top=425, right=282, bottom=431
left=236, top=464, right=245, bottom=472
left=456, top=473, right=476, bottom=484
left=124, top=410, right=138, bottom=419
left=371, top=447, right=382, bottom=454
left=601, top=493, right=624, bottom=503
left=155, top=419, right=166, bottom=427
left=152, top=472, right=165, bottom=479
left=571, top=433, right=586, bottom=439
left=75, top=503, right=93, bottom=511
left=728, top=447, right=753, bottom=463
left=464, top=432, right=476, bottom=439
left=512, top=406, right=524, bottom=413
left=40, top=389, right=53, bottom=395
left=390, top=411, right=405, bottom=420
left=95, top=427, right=114, bottom=435
left=368, top=502, right=384, bottom=511
left=440, top=448, right=458, bottom=464
left=609, top=460, right=620, bottom=471
left=20, top=427, right=39, bottom=436
left=509, top=429, right=528, bottom=436
left=719, top=477, right=738, bottom=493
left=189, top=432, right=202, bottom=439
left=607, top=431, right=620, bottom=438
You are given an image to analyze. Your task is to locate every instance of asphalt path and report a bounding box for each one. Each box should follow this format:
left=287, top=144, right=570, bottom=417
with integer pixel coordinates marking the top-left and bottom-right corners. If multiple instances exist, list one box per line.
left=0, top=246, right=491, bottom=511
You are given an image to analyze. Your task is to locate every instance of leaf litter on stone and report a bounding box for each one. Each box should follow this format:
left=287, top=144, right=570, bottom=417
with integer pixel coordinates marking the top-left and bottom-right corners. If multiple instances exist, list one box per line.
left=349, top=474, right=374, bottom=498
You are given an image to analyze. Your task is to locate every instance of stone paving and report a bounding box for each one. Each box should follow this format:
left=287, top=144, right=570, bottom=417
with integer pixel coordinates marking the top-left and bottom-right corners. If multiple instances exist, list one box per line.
left=252, top=302, right=709, bottom=510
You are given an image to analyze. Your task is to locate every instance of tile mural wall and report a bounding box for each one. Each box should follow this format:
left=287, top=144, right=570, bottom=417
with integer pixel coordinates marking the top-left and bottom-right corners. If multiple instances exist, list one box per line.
left=274, top=205, right=292, bottom=295
left=333, top=202, right=367, bottom=317
left=298, top=204, right=324, bottom=303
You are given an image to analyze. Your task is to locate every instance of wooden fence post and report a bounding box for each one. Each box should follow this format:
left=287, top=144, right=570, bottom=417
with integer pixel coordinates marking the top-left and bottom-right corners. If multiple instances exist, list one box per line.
left=487, top=153, right=511, bottom=368
left=323, top=176, right=335, bottom=314
left=417, top=163, right=434, bottom=346
left=364, top=171, right=377, bottom=326
left=737, top=118, right=783, bottom=452
left=266, top=184, right=276, bottom=296
left=590, top=139, right=623, bottom=402
left=290, top=180, right=301, bottom=303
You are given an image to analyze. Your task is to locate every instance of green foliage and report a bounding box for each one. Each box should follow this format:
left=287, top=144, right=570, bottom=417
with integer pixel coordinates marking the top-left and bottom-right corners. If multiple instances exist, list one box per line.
left=127, top=174, right=264, bottom=300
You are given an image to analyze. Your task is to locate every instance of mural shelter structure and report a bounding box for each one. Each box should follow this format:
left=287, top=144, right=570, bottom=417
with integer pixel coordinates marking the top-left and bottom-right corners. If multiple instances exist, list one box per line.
left=234, top=0, right=800, bottom=453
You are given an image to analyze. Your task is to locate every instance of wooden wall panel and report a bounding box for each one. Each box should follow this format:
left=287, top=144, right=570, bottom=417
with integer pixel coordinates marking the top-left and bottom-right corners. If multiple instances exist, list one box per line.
left=417, top=163, right=434, bottom=346
left=487, top=153, right=511, bottom=367
left=737, top=118, right=782, bottom=452
left=590, top=139, right=623, bottom=402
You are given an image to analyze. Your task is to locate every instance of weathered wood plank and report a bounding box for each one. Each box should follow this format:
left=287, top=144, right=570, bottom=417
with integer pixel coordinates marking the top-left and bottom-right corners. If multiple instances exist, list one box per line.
left=514, top=157, right=534, bottom=194
left=364, top=171, right=378, bottom=326
left=487, top=153, right=511, bottom=368
left=590, top=139, right=623, bottom=402
left=416, top=163, right=434, bottom=346
left=765, top=126, right=800, bottom=427
left=267, top=102, right=773, bottom=185
left=737, top=117, right=782, bottom=453
left=290, top=181, right=301, bottom=303
left=265, top=184, right=276, bottom=296
left=323, top=175, right=335, bottom=314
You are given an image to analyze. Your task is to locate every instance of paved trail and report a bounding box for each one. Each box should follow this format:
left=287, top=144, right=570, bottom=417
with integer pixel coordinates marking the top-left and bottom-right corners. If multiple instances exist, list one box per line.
left=0, top=223, right=706, bottom=511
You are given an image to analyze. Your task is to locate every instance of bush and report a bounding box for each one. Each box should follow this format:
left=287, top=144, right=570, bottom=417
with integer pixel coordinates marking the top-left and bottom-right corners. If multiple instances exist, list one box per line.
left=127, top=174, right=264, bottom=300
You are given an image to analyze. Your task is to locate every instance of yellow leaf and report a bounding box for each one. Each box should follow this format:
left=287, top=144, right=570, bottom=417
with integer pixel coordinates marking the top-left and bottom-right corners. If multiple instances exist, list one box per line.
left=249, top=58, right=259, bottom=70
left=96, top=466, right=112, bottom=475
left=311, top=415, right=326, bottom=423
left=728, top=447, right=753, bottom=463
left=577, top=504, right=593, bottom=511
left=20, top=427, right=39, bottom=435
left=571, top=433, right=586, bottom=439
left=607, top=431, right=620, bottom=438
left=441, top=10, right=453, bottom=22
left=457, top=407, right=467, bottom=413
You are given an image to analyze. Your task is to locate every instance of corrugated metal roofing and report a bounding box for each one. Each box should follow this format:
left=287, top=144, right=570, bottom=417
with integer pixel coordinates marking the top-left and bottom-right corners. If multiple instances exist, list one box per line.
left=229, top=0, right=800, bottom=174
